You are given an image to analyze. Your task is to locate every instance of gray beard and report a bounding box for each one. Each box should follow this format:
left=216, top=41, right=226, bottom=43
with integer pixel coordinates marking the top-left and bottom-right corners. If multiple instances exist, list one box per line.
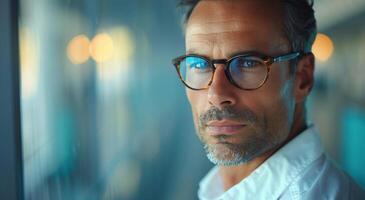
left=197, top=106, right=284, bottom=166
left=202, top=134, right=274, bottom=166
left=205, top=143, right=249, bottom=166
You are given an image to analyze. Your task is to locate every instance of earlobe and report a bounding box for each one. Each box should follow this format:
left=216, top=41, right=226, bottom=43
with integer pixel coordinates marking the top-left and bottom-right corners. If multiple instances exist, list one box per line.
left=294, top=53, right=315, bottom=103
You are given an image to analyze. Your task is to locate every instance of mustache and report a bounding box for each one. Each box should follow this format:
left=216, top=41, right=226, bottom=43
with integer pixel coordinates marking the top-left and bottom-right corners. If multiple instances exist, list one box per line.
left=199, top=106, right=257, bottom=126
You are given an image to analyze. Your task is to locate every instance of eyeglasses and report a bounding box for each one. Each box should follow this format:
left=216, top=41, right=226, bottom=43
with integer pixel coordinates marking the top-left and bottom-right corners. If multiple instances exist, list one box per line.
left=172, top=52, right=302, bottom=90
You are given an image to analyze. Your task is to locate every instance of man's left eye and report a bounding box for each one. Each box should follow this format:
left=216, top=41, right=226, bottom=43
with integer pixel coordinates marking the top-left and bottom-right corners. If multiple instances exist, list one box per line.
left=235, top=59, right=261, bottom=68
left=242, top=60, right=260, bottom=67
left=231, top=56, right=263, bottom=69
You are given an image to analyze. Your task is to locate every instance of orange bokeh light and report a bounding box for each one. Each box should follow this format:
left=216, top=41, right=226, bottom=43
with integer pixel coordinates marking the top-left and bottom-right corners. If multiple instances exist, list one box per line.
left=67, top=35, right=90, bottom=64
left=312, top=33, right=334, bottom=62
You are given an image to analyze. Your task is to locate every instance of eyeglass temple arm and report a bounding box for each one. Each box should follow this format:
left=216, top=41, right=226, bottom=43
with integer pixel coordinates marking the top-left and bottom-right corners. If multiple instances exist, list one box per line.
left=273, top=52, right=301, bottom=63
left=172, top=57, right=182, bottom=65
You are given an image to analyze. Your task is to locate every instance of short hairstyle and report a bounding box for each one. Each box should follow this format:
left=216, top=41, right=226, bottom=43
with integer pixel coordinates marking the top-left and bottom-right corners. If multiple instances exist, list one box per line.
left=178, top=0, right=317, bottom=53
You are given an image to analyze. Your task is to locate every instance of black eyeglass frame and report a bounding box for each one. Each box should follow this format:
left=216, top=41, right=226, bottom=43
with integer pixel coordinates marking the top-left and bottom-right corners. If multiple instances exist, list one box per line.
left=172, top=51, right=303, bottom=90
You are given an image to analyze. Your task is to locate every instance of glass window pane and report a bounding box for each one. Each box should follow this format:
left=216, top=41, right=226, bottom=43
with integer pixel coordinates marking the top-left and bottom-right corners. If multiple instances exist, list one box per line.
left=19, top=1, right=212, bottom=199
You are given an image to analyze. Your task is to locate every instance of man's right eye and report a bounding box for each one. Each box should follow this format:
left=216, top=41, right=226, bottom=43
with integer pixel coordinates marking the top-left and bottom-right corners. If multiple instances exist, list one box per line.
left=188, top=62, right=211, bottom=73
left=185, top=57, right=210, bottom=72
left=189, top=62, right=207, bottom=69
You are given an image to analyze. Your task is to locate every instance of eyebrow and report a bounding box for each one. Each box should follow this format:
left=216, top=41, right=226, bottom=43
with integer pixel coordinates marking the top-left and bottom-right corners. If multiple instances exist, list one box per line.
left=185, top=48, right=200, bottom=55
left=185, top=40, right=290, bottom=58
left=185, top=49, right=266, bottom=59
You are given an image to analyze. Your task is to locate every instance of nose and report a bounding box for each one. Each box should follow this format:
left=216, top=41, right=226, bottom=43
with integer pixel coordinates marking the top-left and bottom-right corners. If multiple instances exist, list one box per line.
left=208, top=65, right=237, bottom=108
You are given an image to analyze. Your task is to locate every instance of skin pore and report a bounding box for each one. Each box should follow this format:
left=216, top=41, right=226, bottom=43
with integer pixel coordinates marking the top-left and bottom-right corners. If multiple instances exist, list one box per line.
left=185, top=0, right=314, bottom=191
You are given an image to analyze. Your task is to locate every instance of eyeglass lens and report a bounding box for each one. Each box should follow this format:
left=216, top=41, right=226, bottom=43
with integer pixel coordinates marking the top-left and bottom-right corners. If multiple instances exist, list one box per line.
left=178, top=55, right=268, bottom=90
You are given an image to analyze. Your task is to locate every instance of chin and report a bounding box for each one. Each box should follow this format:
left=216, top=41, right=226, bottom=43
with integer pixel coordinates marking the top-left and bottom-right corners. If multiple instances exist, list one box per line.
left=204, top=143, right=249, bottom=166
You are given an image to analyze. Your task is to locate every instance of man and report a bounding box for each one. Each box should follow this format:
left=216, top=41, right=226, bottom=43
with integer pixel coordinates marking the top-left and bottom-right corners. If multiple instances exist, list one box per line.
left=172, top=0, right=365, bottom=199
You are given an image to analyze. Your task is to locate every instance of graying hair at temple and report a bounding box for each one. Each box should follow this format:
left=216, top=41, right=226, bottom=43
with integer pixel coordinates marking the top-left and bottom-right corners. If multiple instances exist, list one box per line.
left=178, top=0, right=317, bottom=53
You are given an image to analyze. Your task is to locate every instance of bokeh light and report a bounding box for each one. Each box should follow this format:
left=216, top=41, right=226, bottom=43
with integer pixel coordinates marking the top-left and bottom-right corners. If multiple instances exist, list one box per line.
left=90, top=33, right=114, bottom=63
left=109, top=26, right=135, bottom=61
left=20, top=27, right=39, bottom=99
left=67, top=34, right=90, bottom=64
left=312, top=33, right=334, bottom=62
left=96, top=26, right=135, bottom=83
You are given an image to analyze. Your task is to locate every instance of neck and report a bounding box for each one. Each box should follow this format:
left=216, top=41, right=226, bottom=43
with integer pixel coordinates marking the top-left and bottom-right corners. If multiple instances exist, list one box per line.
left=218, top=149, right=277, bottom=191
left=219, top=104, right=307, bottom=191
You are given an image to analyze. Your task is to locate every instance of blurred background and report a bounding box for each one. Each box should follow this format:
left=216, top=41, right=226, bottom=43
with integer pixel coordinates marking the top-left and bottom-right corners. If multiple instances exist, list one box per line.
left=15, top=0, right=365, bottom=199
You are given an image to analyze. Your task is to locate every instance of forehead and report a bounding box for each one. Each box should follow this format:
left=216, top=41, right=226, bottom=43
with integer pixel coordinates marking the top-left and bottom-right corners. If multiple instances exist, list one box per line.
left=186, top=0, right=289, bottom=56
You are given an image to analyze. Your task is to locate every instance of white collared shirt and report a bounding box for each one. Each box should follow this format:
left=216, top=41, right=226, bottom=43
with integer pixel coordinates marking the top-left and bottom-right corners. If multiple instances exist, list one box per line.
left=198, top=125, right=365, bottom=200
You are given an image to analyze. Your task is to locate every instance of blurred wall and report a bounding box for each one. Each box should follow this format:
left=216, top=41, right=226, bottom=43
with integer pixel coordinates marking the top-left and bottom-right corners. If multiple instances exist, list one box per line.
left=311, top=0, right=365, bottom=188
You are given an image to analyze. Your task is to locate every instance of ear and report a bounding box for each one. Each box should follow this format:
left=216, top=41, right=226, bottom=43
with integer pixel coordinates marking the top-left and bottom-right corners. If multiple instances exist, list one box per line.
left=294, top=53, right=315, bottom=103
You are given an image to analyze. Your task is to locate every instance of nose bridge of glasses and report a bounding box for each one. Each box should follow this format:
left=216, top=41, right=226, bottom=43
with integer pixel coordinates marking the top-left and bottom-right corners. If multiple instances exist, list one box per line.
left=209, top=58, right=233, bottom=88
left=211, top=59, right=228, bottom=68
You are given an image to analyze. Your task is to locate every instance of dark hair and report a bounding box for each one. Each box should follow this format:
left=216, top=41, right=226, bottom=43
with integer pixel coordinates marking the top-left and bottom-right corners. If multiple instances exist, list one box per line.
left=178, top=0, right=317, bottom=53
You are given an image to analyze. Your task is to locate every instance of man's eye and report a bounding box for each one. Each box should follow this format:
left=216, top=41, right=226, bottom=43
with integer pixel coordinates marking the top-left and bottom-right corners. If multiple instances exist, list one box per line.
left=230, top=56, right=264, bottom=69
left=239, top=59, right=260, bottom=68
left=189, top=62, right=208, bottom=69
left=184, top=57, right=210, bottom=72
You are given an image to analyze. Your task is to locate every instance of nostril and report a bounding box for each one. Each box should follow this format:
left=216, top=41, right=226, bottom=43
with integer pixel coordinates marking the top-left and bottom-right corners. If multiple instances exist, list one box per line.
left=209, top=100, right=233, bottom=106
left=221, top=100, right=233, bottom=105
left=208, top=91, right=236, bottom=107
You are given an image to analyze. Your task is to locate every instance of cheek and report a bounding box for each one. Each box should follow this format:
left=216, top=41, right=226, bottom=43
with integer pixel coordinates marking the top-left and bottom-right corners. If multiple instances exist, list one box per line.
left=265, top=82, right=295, bottom=136
left=260, top=63, right=294, bottom=107
left=249, top=68, right=295, bottom=133
left=186, top=89, right=207, bottom=128
left=186, top=89, right=208, bottom=114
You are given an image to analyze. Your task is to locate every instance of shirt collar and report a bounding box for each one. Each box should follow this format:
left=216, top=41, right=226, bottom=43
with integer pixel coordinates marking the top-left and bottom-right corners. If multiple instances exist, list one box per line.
left=198, top=124, right=324, bottom=200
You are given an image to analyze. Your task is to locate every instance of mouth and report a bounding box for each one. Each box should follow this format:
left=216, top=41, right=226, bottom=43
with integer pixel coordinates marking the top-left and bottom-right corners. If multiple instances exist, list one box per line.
left=205, top=120, right=247, bottom=136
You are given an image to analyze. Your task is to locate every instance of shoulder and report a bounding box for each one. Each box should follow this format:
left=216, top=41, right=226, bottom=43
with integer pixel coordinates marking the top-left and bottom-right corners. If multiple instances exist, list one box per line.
left=283, top=155, right=365, bottom=200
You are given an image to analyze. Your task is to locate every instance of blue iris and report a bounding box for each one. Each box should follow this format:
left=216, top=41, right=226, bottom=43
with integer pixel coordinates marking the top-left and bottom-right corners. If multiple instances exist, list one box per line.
left=231, top=57, right=260, bottom=69
left=186, top=57, right=208, bottom=70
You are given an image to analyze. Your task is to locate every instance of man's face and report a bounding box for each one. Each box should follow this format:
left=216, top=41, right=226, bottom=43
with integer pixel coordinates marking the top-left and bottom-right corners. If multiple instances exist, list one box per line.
left=185, top=0, right=298, bottom=166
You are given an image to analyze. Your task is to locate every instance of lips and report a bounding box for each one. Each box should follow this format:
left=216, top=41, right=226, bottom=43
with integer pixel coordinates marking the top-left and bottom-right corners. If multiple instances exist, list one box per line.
left=206, top=120, right=246, bottom=136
